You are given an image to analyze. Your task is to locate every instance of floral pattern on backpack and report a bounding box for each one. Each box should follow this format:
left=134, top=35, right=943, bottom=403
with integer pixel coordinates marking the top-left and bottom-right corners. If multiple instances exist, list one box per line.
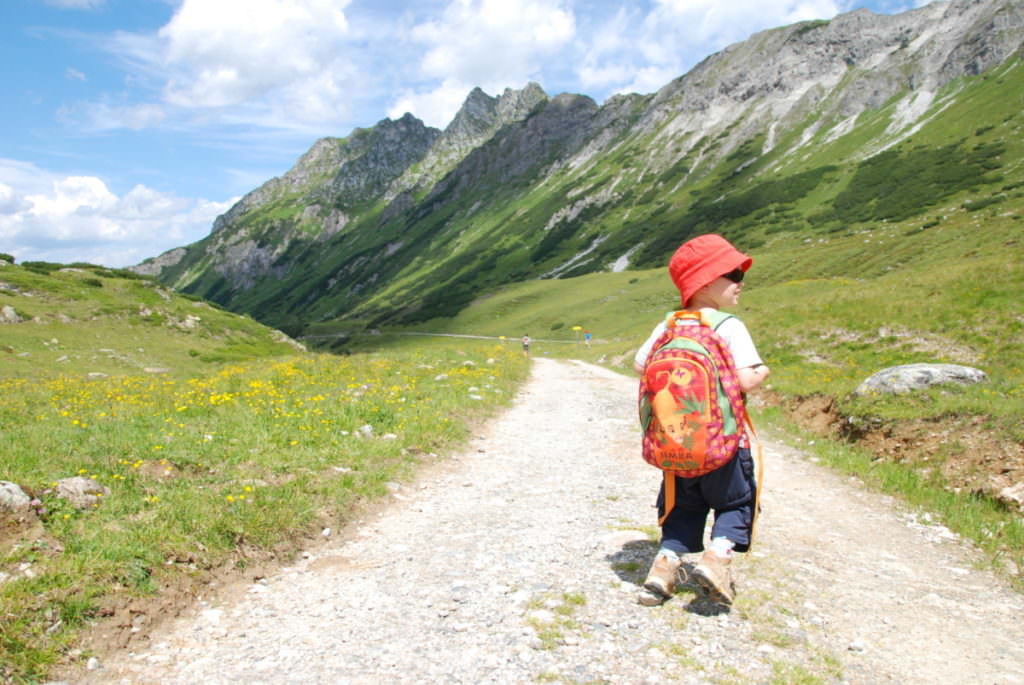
left=638, top=310, right=747, bottom=478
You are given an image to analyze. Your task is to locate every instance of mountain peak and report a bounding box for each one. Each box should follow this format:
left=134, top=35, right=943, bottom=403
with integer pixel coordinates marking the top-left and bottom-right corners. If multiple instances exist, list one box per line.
left=446, top=83, right=547, bottom=137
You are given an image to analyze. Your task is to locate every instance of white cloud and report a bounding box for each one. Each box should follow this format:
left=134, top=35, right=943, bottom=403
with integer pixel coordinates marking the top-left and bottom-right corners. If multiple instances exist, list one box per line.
left=68, top=0, right=360, bottom=134
left=159, top=0, right=351, bottom=109
left=388, top=0, right=575, bottom=127
left=0, top=183, right=31, bottom=215
left=620, top=66, right=688, bottom=96
left=573, top=5, right=634, bottom=86
left=66, top=68, right=87, bottom=81
left=413, top=0, right=574, bottom=84
left=0, top=160, right=233, bottom=267
left=643, top=0, right=844, bottom=45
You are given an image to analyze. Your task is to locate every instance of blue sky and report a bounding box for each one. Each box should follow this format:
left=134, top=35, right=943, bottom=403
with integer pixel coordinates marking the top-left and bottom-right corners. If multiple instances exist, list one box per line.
left=1, top=0, right=919, bottom=268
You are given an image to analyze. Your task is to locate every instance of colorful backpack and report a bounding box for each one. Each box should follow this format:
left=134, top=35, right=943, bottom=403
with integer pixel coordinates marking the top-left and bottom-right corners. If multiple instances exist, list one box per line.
left=638, top=310, right=751, bottom=523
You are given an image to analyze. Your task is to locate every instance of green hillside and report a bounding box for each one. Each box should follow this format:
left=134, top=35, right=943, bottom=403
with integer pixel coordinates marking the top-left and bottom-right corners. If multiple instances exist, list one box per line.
left=136, top=0, right=1021, bottom=338
left=250, top=54, right=1024, bottom=335
left=0, top=261, right=302, bottom=379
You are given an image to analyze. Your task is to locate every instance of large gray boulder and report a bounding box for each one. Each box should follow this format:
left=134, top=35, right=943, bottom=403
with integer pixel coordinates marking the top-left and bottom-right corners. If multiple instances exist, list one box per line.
left=854, top=363, right=988, bottom=396
left=0, top=481, right=31, bottom=511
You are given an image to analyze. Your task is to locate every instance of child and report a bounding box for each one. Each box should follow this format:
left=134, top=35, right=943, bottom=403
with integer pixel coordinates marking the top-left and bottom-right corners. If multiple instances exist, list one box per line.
left=633, top=234, right=770, bottom=606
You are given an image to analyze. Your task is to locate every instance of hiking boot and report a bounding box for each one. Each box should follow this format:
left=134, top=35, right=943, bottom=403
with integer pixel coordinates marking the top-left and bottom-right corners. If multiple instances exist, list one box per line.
left=637, top=587, right=666, bottom=606
left=640, top=553, right=681, bottom=604
left=693, top=549, right=735, bottom=604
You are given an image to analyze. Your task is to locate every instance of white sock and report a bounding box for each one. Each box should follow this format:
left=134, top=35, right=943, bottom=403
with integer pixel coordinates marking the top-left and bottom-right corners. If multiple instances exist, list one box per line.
left=710, top=537, right=735, bottom=556
left=657, top=548, right=680, bottom=561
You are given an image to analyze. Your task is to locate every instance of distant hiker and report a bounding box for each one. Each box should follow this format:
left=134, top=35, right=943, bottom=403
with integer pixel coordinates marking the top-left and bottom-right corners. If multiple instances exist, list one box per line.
left=634, top=234, right=770, bottom=607
left=583, top=331, right=592, bottom=347
left=522, top=335, right=530, bottom=355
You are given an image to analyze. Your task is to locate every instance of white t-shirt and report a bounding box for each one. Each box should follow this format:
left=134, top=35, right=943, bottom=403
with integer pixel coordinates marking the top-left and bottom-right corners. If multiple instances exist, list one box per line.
left=634, top=309, right=763, bottom=372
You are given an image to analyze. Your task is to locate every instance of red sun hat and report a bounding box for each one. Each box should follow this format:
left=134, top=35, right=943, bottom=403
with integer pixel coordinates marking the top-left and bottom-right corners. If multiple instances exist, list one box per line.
left=668, top=234, right=753, bottom=306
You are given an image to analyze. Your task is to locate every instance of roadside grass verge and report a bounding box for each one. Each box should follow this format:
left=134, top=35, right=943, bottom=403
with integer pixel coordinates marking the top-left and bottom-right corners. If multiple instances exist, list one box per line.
left=757, top=406, right=1024, bottom=590
left=0, top=342, right=528, bottom=682
left=743, top=227, right=1024, bottom=443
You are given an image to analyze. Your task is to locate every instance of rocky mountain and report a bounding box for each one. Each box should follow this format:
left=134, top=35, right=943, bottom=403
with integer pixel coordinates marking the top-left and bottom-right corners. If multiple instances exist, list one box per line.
left=135, top=0, right=1024, bottom=335
left=387, top=82, right=549, bottom=201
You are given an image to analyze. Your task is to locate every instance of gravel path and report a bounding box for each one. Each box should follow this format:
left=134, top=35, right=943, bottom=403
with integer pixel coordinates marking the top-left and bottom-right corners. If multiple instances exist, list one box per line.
left=75, top=358, right=1024, bottom=684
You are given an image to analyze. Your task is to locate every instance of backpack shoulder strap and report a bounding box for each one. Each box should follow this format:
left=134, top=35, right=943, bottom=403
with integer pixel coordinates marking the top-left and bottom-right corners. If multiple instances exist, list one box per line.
left=703, top=309, right=735, bottom=332
left=665, top=308, right=734, bottom=331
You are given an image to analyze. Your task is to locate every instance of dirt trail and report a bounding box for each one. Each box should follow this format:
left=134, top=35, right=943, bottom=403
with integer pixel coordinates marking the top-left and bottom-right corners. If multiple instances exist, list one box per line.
left=72, top=358, right=1024, bottom=684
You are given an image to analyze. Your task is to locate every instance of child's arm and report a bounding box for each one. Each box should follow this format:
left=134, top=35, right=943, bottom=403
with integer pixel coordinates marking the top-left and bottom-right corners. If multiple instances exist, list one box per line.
left=737, top=363, right=770, bottom=392
left=634, top=321, right=666, bottom=375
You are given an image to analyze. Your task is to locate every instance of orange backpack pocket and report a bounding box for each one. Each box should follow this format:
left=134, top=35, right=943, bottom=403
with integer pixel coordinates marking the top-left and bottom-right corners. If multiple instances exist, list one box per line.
left=644, top=354, right=714, bottom=472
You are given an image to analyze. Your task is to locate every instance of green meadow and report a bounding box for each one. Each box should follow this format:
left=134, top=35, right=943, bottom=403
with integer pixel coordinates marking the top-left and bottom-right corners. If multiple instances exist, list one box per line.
left=1, top=263, right=528, bottom=681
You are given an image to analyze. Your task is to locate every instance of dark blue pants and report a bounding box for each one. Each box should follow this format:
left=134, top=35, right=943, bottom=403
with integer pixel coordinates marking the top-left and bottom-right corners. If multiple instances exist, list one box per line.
left=657, top=447, right=756, bottom=555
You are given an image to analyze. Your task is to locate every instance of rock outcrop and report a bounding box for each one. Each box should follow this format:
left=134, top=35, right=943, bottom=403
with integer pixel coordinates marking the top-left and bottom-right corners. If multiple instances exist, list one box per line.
left=55, top=476, right=110, bottom=510
left=0, top=481, right=31, bottom=511
left=1, top=305, right=23, bottom=324
left=854, top=363, right=989, bottom=396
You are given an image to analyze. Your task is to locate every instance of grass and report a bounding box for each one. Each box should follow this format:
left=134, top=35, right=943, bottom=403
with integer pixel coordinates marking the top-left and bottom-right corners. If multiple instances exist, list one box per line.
left=648, top=640, right=702, bottom=670
left=368, top=216, right=1023, bottom=439
left=768, top=661, right=829, bottom=685
left=160, top=56, right=1024, bottom=335
left=759, top=406, right=1024, bottom=587
left=0, top=268, right=530, bottom=682
left=524, top=591, right=588, bottom=651
left=0, top=264, right=298, bottom=379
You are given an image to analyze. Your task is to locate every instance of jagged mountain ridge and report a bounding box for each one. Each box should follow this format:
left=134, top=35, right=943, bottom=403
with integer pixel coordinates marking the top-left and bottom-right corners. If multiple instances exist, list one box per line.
left=388, top=82, right=549, bottom=201
left=136, top=0, right=1024, bottom=333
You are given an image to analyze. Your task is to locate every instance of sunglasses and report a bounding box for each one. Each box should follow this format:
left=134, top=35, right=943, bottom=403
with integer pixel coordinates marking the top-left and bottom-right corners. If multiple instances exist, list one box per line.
left=721, top=268, right=745, bottom=284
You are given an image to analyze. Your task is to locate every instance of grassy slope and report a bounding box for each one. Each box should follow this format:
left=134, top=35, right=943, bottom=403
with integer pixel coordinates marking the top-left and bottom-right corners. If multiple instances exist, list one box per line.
left=0, top=264, right=301, bottom=379
left=162, top=53, right=1023, bottom=338
left=383, top=217, right=1022, bottom=429
left=343, top=59, right=1024, bottom=327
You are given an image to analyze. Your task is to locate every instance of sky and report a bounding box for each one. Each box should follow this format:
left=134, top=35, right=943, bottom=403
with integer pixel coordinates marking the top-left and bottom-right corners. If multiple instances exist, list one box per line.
left=1, top=0, right=922, bottom=268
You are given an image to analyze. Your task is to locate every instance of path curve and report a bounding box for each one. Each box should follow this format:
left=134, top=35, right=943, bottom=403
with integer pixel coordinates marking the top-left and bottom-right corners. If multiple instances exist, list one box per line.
left=76, top=358, right=1024, bottom=684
